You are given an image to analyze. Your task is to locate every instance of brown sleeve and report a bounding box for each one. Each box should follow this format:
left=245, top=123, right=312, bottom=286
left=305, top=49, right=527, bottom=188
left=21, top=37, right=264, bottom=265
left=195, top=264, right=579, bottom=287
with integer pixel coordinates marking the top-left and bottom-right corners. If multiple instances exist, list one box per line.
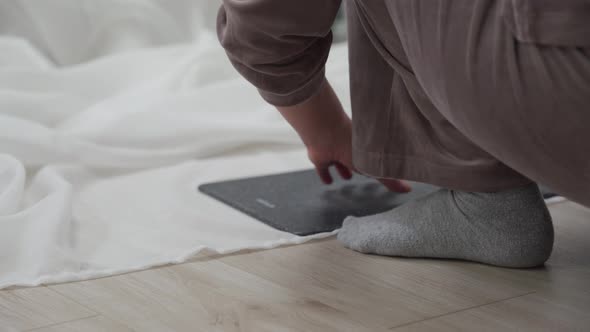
left=217, top=0, right=342, bottom=106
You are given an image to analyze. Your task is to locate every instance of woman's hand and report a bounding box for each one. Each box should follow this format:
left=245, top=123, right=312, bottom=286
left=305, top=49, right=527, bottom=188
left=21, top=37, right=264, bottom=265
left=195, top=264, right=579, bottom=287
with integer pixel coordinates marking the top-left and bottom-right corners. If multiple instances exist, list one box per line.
left=277, top=80, right=411, bottom=192
left=305, top=112, right=354, bottom=184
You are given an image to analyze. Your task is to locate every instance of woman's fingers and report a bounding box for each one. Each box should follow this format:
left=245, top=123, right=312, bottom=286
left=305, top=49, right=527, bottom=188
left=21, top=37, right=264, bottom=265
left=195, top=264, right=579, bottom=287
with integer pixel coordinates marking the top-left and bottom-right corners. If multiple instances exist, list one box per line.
left=314, top=159, right=410, bottom=193
left=378, top=178, right=412, bottom=193
left=314, top=161, right=353, bottom=185
left=335, top=162, right=353, bottom=180
left=315, top=163, right=334, bottom=184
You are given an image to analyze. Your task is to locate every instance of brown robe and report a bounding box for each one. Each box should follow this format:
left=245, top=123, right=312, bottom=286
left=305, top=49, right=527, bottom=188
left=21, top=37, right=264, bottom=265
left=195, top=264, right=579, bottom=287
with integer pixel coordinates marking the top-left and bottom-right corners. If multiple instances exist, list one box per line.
left=217, top=0, right=590, bottom=207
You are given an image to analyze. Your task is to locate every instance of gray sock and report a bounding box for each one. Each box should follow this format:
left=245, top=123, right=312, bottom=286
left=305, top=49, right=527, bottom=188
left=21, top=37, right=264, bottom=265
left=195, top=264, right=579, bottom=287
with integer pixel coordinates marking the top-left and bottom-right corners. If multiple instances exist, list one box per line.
left=337, top=184, right=554, bottom=268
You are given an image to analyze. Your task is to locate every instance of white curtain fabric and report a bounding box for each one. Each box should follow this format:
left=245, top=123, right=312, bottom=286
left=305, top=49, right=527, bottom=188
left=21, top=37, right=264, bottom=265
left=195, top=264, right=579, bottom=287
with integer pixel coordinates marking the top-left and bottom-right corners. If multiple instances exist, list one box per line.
left=0, top=0, right=350, bottom=288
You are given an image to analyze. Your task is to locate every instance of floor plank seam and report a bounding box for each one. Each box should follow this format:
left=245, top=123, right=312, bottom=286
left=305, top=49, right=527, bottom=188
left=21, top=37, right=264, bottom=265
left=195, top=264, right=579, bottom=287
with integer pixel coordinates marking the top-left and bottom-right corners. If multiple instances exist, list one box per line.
left=50, top=287, right=140, bottom=332
left=387, top=290, right=537, bottom=330
left=23, top=314, right=100, bottom=332
left=48, top=287, right=101, bottom=316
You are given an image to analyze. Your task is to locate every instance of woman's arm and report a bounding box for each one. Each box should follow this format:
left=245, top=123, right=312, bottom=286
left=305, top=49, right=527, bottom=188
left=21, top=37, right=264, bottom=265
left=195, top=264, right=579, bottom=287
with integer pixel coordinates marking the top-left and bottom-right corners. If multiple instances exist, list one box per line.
left=277, top=81, right=411, bottom=192
left=217, top=0, right=341, bottom=107
left=217, top=0, right=410, bottom=191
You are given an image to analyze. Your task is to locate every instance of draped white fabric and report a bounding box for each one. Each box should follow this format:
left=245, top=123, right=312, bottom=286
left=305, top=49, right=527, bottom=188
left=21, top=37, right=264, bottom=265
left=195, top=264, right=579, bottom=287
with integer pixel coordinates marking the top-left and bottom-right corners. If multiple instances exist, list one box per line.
left=0, top=0, right=350, bottom=288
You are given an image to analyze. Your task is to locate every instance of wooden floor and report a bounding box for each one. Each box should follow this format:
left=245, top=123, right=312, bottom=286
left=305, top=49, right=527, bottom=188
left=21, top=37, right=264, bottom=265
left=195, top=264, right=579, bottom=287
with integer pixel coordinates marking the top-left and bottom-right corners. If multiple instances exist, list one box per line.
left=1, top=201, right=589, bottom=332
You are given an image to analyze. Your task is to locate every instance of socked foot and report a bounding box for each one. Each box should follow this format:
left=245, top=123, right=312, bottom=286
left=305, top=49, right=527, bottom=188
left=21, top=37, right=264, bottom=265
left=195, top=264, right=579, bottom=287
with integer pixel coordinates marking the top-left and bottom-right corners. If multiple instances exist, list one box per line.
left=337, top=184, right=554, bottom=268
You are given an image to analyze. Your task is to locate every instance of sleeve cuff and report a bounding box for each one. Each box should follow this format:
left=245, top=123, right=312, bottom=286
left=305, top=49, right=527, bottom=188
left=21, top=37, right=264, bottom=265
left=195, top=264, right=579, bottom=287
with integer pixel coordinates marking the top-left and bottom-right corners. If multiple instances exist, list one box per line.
left=258, top=70, right=327, bottom=107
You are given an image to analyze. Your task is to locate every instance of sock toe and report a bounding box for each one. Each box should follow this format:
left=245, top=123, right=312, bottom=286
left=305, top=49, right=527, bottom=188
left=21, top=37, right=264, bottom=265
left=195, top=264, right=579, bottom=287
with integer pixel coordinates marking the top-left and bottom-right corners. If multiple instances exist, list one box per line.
left=338, top=216, right=374, bottom=253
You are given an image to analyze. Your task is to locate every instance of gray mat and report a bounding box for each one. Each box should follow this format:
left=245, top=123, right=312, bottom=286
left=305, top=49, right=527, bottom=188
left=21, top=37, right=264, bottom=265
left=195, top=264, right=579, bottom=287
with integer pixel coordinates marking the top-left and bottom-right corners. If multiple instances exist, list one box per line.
left=198, top=169, right=556, bottom=236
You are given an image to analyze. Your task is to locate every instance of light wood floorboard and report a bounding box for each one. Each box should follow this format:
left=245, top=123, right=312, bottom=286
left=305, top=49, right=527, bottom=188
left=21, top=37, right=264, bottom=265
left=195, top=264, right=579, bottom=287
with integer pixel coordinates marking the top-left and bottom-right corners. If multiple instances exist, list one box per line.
left=27, top=315, right=131, bottom=332
left=0, top=287, right=95, bottom=331
left=0, top=201, right=587, bottom=331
